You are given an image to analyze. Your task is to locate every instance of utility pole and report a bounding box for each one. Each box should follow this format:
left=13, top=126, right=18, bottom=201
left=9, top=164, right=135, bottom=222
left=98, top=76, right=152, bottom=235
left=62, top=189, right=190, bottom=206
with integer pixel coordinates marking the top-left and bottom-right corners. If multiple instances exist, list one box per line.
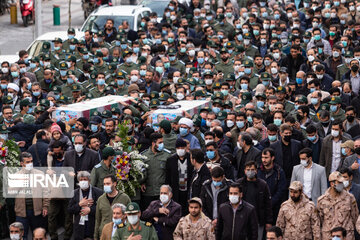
left=69, top=0, right=71, bottom=28
left=35, top=0, right=42, bottom=38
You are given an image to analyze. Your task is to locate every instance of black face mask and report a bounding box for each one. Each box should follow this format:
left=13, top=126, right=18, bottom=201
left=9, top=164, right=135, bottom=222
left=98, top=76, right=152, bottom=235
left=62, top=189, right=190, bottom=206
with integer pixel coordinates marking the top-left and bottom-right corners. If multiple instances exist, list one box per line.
left=54, top=153, right=63, bottom=159
left=321, top=120, right=330, bottom=127
left=296, top=113, right=304, bottom=120
left=291, top=195, right=301, bottom=202
left=183, top=25, right=188, bottom=30
left=347, top=115, right=355, bottom=123
left=221, top=57, right=229, bottom=62
left=355, top=147, right=360, bottom=155
left=351, top=65, right=359, bottom=72
left=283, top=135, right=292, bottom=142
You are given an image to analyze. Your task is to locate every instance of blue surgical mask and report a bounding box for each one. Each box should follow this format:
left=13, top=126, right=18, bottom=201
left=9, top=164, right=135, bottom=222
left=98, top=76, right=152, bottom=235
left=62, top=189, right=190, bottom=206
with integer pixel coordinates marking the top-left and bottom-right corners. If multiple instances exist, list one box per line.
left=221, top=90, right=228, bottom=96
left=133, top=47, right=139, bottom=53
left=140, top=70, right=146, bottom=76
left=236, top=121, right=245, bottom=129
left=11, top=72, right=19, bottom=78
left=168, top=37, right=174, bottom=43
left=198, top=58, right=204, bottom=64
left=307, top=135, right=316, bottom=142
left=117, top=79, right=125, bottom=85
left=341, top=148, right=347, bottom=156
left=179, top=127, right=188, bottom=136
left=212, top=180, right=222, bottom=187
left=91, top=124, right=98, bottom=132
left=104, top=185, right=112, bottom=193
left=257, top=101, right=264, bottom=108
left=157, top=143, right=164, bottom=151
left=60, top=70, right=67, bottom=77
left=274, top=119, right=282, bottom=126
left=240, top=84, right=248, bottom=90
left=93, top=58, right=99, bottom=64
left=121, top=44, right=127, bottom=49
left=97, top=79, right=105, bottom=86
left=296, top=78, right=303, bottom=84
left=213, top=107, right=220, bottom=114
left=0, top=84, right=7, bottom=90
left=69, top=45, right=76, bottom=51
left=156, top=67, right=164, bottom=74
left=311, top=98, right=318, bottom=105
left=33, top=91, right=40, bottom=97
left=268, top=135, right=277, bottom=142
left=330, top=105, right=337, bottom=112
left=83, top=54, right=89, bottom=60
left=113, top=218, right=122, bottom=225
left=54, top=46, right=60, bottom=51
left=206, top=150, right=215, bottom=159
left=244, top=68, right=251, bottom=75
left=30, top=63, right=36, bottom=69
left=67, top=78, right=74, bottom=84
left=247, top=116, right=253, bottom=123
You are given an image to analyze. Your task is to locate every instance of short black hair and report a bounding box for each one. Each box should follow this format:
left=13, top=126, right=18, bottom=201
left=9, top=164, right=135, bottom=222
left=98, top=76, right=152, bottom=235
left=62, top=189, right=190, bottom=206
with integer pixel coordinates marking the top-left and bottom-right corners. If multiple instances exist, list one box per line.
left=104, top=174, right=117, bottom=183
left=229, top=183, right=242, bottom=192
left=262, top=148, right=275, bottom=157
left=244, top=160, right=256, bottom=169
left=211, top=166, right=224, bottom=178
left=267, top=226, right=283, bottom=237
left=331, top=227, right=346, bottom=237
left=332, top=119, right=343, bottom=130
left=204, top=131, right=215, bottom=138
left=205, top=141, right=218, bottom=149
left=35, top=130, right=46, bottom=140
left=150, top=132, right=163, bottom=143
left=240, top=132, right=253, bottom=146
left=190, top=149, right=205, bottom=163
left=339, top=167, right=353, bottom=177
left=52, top=140, right=65, bottom=149
left=299, top=147, right=312, bottom=158
left=306, top=124, right=317, bottom=134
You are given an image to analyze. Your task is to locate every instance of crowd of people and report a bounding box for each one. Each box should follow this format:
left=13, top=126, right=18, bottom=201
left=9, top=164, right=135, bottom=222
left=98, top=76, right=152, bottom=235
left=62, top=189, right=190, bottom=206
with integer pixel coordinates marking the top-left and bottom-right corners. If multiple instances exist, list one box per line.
left=3, top=0, right=360, bottom=239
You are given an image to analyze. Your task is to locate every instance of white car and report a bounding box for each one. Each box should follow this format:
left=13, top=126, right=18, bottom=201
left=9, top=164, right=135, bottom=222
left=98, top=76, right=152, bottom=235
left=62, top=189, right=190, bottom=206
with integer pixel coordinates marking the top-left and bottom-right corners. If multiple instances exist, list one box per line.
left=138, top=0, right=170, bottom=22
left=0, top=30, right=85, bottom=64
left=80, top=5, right=152, bottom=33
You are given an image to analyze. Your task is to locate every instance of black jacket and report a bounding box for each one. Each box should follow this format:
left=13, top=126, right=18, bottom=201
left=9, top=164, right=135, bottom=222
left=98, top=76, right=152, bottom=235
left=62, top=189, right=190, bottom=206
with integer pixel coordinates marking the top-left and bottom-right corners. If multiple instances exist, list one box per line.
left=234, top=146, right=261, bottom=179
left=67, top=186, right=104, bottom=240
left=216, top=201, right=258, bottom=240
left=27, top=139, right=49, bottom=167
left=189, top=163, right=211, bottom=198
left=237, top=177, right=273, bottom=226
left=165, top=153, right=193, bottom=202
left=141, top=199, right=182, bottom=240
left=200, top=179, right=232, bottom=220
left=206, top=153, right=235, bottom=180
left=8, top=123, right=43, bottom=151
left=63, top=148, right=100, bottom=173
left=104, top=28, right=117, bottom=43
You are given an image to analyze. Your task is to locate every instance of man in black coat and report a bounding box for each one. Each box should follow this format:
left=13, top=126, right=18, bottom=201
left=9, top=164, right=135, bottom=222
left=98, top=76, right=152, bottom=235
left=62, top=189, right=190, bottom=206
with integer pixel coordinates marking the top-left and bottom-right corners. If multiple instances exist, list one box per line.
left=270, top=123, right=303, bottom=184
left=189, top=149, right=211, bottom=199
left=68, top=171, right=103, bottom=240
left=200, top=166, right=231, bottom=222
left=63, top=134, right=100, bottom=175
left=165, top=139, right=193, bottom=215
left=103, top=19, right=117, bottom=43
left=237, top=161, right=273, bottom=238
left=141, top=185, right=182, bottom=240
left=216, top=183, right=258, bottom=240
left=27, top=130, right=49, bottom=167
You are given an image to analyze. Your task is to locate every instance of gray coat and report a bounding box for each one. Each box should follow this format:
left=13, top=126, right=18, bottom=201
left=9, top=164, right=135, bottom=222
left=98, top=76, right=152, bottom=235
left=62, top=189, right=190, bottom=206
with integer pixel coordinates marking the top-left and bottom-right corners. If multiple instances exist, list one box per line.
left=342, top=154, right=360, bottom=184
left=290, top=162, right=327, bottom=205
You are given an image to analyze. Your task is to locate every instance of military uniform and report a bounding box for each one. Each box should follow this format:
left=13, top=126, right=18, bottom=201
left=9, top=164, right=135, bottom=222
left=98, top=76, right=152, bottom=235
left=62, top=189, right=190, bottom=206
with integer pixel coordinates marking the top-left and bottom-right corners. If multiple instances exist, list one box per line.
left=142, top=148, right=171, bottom=197
left=94, top=62, right=109, bottom=75
left=173, top=214, right=215, bottom=240
left=276, top=194, right=321, bottom=240
left=170, top=60, right=186, bottom=75
left=90, top=161, right=116, bottom=190
left=112, top=221, right=158, bottom=240
left=317, top=188, right=359, bottom=240
left=163, top=133, right=177, bottom=154
left=118, top=62, right=137, bottom=75
left=89, top=86, right=107, bottom=98
left=215, top=48, right=233, bottom=76
left=335, top=63, right=350, bottom=81
left=244, top=45, right=259, bottom=59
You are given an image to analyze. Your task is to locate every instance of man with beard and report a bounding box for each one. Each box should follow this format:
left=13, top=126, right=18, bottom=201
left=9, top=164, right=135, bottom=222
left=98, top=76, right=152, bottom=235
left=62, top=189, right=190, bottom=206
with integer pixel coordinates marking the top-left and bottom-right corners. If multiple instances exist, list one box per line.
left=276, top=181, right=321, bottom=239
left=99, top=118, right=115, bottom=149
left=104, top=19, right=117, bottom=43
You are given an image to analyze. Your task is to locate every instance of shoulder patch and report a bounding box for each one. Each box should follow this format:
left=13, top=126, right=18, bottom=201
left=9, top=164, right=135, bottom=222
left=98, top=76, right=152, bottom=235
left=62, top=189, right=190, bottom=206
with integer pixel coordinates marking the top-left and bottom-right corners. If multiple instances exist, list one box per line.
left=163, top=148, right=171, bottom=154
left=145, top=222, right=152, bottom=227
left=94, top=163, right=101, bottom=168
left=118, top=223, right=125, bottom=228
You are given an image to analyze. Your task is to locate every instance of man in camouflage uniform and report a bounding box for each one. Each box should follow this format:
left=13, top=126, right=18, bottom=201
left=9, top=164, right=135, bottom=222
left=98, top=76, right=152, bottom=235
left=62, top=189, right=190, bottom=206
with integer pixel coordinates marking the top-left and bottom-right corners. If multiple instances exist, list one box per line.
left=276, top=181, right=321, bottom=240
left=173, top=197, right=215, bottom=240
left=317, top=171, right=359, bottom=240
left=168, top=48, right=186, bottom=75
left=336, top=51, right=352, bottom=81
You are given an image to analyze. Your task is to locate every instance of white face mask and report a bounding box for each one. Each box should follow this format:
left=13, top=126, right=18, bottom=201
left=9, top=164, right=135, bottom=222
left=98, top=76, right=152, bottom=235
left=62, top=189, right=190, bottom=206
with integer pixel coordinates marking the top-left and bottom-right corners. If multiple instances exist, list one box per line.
left=127, top=215, right=139, bottom=225
left=1, top=67, right=9, bottom=73
left=331, top=130, right=340, bottom=137
left=343, top=180, right=350, bottom=188
left=300, top=160, right=309, bottom=167
left=229, top=195, right=239, bottom=204
left=173, top=77, right=179, bottom=84
left=79, top=180, right=89, bottom=190
left=237, top=142, right=242, bottom=150
left=130, top=75, right=138, bottom=83
left=25, top=162, right=33, bottom=171
left=10, top=234, right=20, bottom=240
left=160, top=194, right=169, bottom=204
left=188, top=50, right=195, bottom=57
left=176, top=149, right=186, bottom=157
left=176, top=93, right=184, bottom=100
left=271, top=67, right=278, bottom=74
left=205, top=79, right=213, bottom=85
left=226, top=120, right=234, bottom=128
left=75, top=144, right=84, bottom=153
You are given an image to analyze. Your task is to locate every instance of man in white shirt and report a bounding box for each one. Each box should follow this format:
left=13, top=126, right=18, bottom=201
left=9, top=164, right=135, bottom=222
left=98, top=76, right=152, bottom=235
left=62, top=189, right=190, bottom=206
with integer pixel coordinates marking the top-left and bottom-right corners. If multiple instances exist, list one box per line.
left=291, top=148, right=327, bottom=205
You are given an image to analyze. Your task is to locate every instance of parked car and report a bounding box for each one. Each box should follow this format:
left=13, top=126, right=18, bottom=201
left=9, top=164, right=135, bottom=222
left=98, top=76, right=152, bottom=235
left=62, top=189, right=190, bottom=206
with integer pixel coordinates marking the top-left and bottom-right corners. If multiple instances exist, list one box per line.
left=138, top=0, right=170, bottom=22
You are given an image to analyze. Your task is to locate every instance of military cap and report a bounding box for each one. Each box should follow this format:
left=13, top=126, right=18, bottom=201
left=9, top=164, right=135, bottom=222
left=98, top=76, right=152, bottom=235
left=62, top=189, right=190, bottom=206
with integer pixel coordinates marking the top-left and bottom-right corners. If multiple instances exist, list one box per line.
left=102, top=110, right=112, bottom=118
left=279, top=67, right=288, bottom=73
left=203, top=71, right=214, bottom=77
left=255, top=92, right=267, bottom=99
left=200, top=107, right=211, bottom=112
left=276, top=86, right=286, bottom=93
left=212, top=91, right=224, bottom=100
left=296, top=95, right=308, bottom=104
left=329, top=171, right=345, bottom=182
left=20, top=99, right=33, bottom=108
left=43, top=54, right=51, bottom=60
left=31, top=56, right=40, bottom=63
left=241, top=92, right=253, bottom=104
left=289, top=181, right=303, bottom=191
left=53, top=37, right=63, bottom=43
left=125, top=202, right=140, bottom=214
left=39, top=99, right=50, bottom=108
left=320, top=103, right=330, bottom=111
left=187, top=78, right=196, bottom=85
left=192, top=114, right=202, bottom=127
left=225, top=73, right=235, bottom=81
left=90, top=110, right=101, bottom=117
left=68, top=27, right=75, bottom=33
left=58, top=95, right=69, bottom=104
left=86, top=93, right=94, bottom=100
left=168, top=48, right=176, bottom=56
left=42, top=41, right=51, bottom=50
left=195, top=90, right=206, bottom=97
left=171, top=116, right=182, bottom=123
left=304, top=31, right=312, bottom=38
left=97, top=30, right=105, bottom=37
left=188, top=67, right=197, bottom=75
left=212, top=82, right=222, bottom=89
left=188, top=197, right=202, bottom=207
left=34, top=105, right=45, bottom=113
left=223, top=100, right=233, bottom=108
left=95, top=51, right=104, bottom=58
left=219, top=47, right=228, bottom=53
left=71, top=84, right=81, bottom=92
left=122, top=49, right=132, bottom=58
left=159, top=119, right=171, bottom=132
left=67, top=70, right=75, bottom=76
left=329, top=96, right=341, bottom=104
left=197, top=79, right=206, bottom=86
left=159, top=92, right=170, bottom=101
left=150, top=91, right=159, bottom=99
left=260, top=72, right=271, bottom=80
left=207, top=40, right=217, bottom=48
left=59, top=61, right=68, bottom=70
left=79, top=48, right=88, bottom=54
left=101, top=147, right=115, bottom=159
left=120, top=38, right=127, bottom=44
left=225, top=41, right=234, bottom=48
left=108, top=62, right=118, bottom=71
left=111, top=107, right=121, bottom=114
left=0, top=124, right=9, bottom=133
left=2, top=95, right=13, bottom=104
left=69, top=38, right=78, bottom=44
left=236, top=45, right=245, bottom=53
left=149, top=99, right=160, bottom=108
left=90, top=115, right=102, bottom=124
left=243, top=33, right=252, bottom=39
left=243, top=60, right=254, bottom=67
left=345, top=51, right=353, bottom=58
left=23, top=114, right=35, bottom=124
left=217, top=110, right=227, bottom=120
left=160, top=80, right=170, bottom=88
left=116, top=71, right=127, bottom=79
left=78, top=39, right=86, bottom=45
